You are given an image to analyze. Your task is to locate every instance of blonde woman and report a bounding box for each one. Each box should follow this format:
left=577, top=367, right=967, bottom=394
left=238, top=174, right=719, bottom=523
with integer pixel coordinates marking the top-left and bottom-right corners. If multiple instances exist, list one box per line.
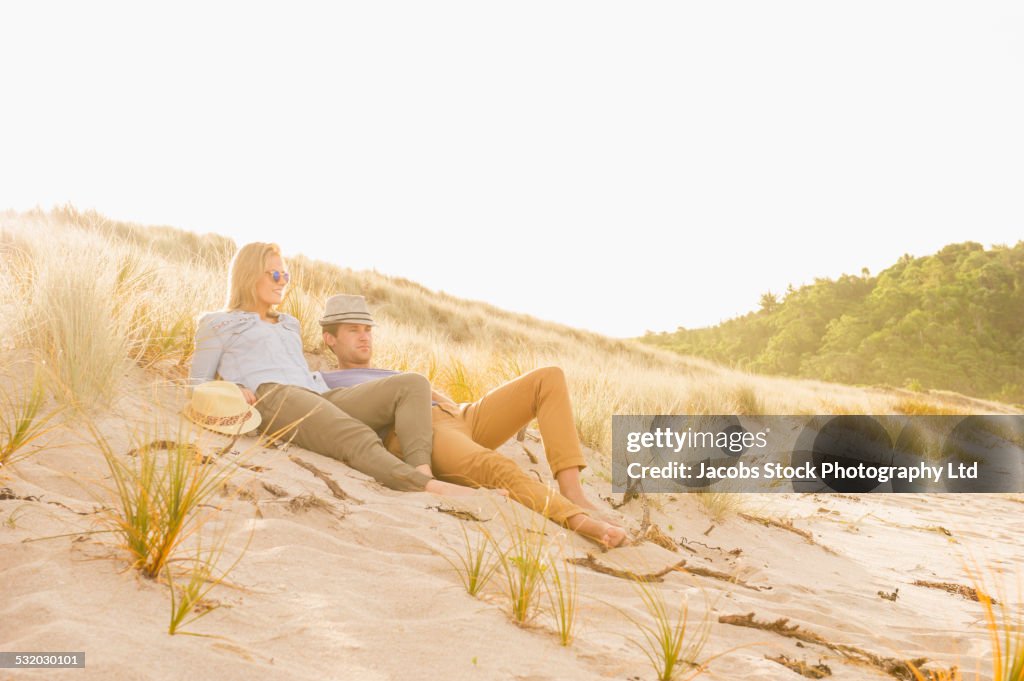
left=189, top=242, right=482, bottom=497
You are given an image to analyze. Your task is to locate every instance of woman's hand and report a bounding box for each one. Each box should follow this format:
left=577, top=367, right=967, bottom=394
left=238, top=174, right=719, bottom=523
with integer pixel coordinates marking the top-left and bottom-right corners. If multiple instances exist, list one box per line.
left=241, top=388, right=257, bottom=405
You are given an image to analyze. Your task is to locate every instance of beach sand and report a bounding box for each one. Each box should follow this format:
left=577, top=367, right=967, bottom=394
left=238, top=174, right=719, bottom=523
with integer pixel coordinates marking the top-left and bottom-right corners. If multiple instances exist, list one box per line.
left=2, top=386, right=1021, bottom=681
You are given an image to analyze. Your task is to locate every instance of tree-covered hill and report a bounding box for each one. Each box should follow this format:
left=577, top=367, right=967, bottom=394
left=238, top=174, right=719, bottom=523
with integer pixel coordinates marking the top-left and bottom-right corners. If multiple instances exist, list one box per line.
left=641, top=241, right=1024, bottom=404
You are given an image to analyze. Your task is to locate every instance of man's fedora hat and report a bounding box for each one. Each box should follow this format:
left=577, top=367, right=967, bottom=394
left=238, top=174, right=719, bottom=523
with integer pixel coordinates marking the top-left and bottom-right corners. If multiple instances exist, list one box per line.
left=183, top=381, right=262, bottom=435
left=319, top=294, right=376, bottom=327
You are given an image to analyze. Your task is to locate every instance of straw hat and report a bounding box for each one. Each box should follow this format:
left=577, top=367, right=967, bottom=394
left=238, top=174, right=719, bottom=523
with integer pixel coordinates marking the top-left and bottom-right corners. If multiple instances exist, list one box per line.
left=319, top=294, right=375, bottom=327
left=183, top=381, right=261, bottom=435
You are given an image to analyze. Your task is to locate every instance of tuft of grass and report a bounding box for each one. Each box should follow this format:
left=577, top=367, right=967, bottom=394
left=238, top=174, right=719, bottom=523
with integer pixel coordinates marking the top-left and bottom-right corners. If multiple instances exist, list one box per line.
left=3, top=504, right=30, bottom=529
left=0, top=365, right=61, bottom=467
left=167, top=539, right=223, bottom=636
left=442, top=522, right=501, bottom=598
left=91, top=420, right=242, bottom=579
left=693, top=490, right=745, bottom=523
left=126, top=278, right=209, bottom=371
left=27, top=241, right=132, bottom=407
left=544, top=544, right=579, bottom=646
left=441, top=358, right=484, bottom=404
left=280, top=283, right=327, bottom=353
left=488, top=508, right=550, bottom=626
left=166, top=522, right=253, bottom=637
left=624, top=578, right=712, bottom=681
left=731, top=384, right=766, bottom=416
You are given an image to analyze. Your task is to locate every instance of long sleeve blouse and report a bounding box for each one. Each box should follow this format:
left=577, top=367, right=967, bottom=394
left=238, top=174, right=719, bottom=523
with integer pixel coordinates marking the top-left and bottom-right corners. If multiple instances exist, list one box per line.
left=189, top=310, right=329, bottom=394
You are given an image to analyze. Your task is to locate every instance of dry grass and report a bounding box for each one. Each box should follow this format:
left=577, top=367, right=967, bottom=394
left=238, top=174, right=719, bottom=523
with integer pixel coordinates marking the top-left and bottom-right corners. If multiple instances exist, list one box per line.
left=1, top=206, right=1021, bottom=668
left=893, top=399, right=967, bottom=416
left=3, top=208, right=1015, bottom=469
left=693, top=491, right=747, bottom=523
left=2, top=213, right=222, bottom=408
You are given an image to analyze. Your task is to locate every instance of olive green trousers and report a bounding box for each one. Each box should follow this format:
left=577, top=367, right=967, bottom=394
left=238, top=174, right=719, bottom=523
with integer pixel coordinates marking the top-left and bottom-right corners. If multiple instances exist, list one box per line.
left=255, top=373, right=433, bottom=491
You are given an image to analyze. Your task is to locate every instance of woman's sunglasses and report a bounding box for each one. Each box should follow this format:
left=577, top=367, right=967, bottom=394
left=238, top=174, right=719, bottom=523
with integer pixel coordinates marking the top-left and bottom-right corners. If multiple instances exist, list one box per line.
left=266, top=270, right=291, bottom=284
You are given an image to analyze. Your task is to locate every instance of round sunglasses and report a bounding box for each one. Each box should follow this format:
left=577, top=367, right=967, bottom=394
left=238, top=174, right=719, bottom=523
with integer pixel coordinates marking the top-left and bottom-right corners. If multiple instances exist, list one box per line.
left=265, top=270, right=291, bottom=284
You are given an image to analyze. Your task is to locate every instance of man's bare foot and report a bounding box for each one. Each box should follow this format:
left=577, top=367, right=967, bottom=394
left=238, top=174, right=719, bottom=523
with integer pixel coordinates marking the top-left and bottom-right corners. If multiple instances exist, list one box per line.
left=556, top=467, right=624, bottom=528
left=562, top=492, right=624, bottom=528
left=566, top=513, right=629, bottom=548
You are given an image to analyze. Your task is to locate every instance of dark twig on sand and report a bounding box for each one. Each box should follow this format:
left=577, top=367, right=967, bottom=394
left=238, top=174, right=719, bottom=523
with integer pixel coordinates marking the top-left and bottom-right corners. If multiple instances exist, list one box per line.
left=288, top=456, right=363, bottom=504
left=739, top=513, right=838, bottom=554
left=567, top=555, right=685, bottom=582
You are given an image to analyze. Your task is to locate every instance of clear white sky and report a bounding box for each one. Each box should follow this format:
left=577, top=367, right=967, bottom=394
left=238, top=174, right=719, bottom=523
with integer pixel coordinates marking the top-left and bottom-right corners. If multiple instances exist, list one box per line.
left=2, top=2, right=1021, bottom=337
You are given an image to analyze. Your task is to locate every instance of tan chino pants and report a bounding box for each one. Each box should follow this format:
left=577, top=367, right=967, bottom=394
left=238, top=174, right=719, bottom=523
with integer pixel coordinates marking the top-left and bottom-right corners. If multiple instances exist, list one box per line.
left=390, top=366, right=588, bottom=524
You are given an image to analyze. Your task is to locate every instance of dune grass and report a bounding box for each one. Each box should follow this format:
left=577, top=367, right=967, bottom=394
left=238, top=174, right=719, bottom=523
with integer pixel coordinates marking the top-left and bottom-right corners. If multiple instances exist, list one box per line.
left=2, top=206, right=1021, bottom=670
left=624, top=578, right=712, bottom=681
left=693, top=490, right=746, bottom=523
left=3, top=207, right=1014, bottom=466
left=166, top=522, right=253, bottom=637
left=24, top=235, right=133, bottom=407
left=3, top=218, right=221, bottom=408
left=443, top=522, right=501, bottom=598
left=91, top=419, right=242, bottom=579
left=166, top=536, right=227, bottom=636
left=445, top=508, right=578, bottom=644
left=0, top=364, right=61, bottom=467
left=487, top=508, right=551, bottom=626
left=543, top=544, right=580, bottom=646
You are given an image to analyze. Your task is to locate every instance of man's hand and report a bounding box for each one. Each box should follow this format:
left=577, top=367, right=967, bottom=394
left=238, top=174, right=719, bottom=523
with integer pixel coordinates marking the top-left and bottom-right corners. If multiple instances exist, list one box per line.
left=241, top=388, right=257, bottom=405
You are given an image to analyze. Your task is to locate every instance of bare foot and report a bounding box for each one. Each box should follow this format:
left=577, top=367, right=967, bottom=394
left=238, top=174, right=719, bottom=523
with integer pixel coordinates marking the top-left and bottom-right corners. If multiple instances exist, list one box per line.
left=563, top=493, right=625, bottom=528
left=556, top=468, right=625, bottom=527
left=601, top=524, right=629, bottom=548
left=566, top=513, right=629, bottom=548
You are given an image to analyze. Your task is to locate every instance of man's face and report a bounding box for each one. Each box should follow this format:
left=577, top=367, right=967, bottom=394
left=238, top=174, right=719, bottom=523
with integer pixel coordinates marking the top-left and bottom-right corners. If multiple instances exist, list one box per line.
left=324, top=323, right=374, bottom=368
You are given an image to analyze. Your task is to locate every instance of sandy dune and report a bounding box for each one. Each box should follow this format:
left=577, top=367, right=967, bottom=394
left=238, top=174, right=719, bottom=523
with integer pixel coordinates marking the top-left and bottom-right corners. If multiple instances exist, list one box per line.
left=2, top=387, right=1021, bottom=681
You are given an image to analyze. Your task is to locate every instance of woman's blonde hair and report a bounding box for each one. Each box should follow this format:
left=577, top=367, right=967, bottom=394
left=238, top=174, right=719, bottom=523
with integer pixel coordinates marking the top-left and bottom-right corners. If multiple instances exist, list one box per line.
left=226, top=242, right=284, bottom=318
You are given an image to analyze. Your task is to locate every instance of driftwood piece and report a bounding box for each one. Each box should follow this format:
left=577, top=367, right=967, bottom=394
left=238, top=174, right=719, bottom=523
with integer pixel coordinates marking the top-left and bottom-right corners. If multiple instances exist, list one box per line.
left=719, top=612, right=927, bottom=679
left=912, top=580, right=994, bottom=603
